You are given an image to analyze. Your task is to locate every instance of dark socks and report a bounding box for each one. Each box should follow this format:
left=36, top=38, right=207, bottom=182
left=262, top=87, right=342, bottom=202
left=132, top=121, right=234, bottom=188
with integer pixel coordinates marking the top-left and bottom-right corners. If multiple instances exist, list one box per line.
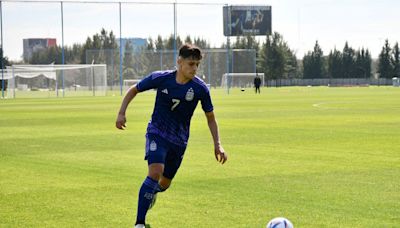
left=135, top=176, right=160, bottom=225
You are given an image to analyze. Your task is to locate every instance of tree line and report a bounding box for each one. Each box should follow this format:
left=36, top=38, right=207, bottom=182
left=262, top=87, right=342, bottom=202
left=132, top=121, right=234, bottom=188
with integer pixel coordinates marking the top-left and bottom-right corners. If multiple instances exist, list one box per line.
left=2, top=28, right=400, bottom=83
left=303, top=40, right=400, bottom=79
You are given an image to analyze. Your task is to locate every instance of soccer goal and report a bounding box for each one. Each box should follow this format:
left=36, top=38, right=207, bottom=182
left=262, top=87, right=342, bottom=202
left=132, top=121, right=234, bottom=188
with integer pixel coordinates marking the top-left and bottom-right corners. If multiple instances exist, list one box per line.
left=2, top=64, right=107, bottom=98
left=123, top=79, right=141, bottom=91
left=221, top=73, right=264, bottom=89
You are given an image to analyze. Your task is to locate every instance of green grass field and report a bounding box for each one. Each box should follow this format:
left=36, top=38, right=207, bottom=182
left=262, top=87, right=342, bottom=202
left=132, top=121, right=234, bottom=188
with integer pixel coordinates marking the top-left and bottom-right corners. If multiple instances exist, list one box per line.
left=1, top=87, right=399, bottom=227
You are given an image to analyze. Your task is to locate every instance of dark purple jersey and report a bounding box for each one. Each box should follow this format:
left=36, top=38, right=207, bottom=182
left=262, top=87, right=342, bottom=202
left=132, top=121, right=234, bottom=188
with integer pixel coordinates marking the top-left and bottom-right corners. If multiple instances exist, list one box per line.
left=136, top=70, right=213, bottom=146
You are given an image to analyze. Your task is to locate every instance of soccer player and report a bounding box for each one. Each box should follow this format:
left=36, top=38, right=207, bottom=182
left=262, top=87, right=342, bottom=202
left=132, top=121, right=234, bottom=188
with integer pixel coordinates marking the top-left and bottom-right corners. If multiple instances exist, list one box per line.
left=115, top=44, right=228, bottom=228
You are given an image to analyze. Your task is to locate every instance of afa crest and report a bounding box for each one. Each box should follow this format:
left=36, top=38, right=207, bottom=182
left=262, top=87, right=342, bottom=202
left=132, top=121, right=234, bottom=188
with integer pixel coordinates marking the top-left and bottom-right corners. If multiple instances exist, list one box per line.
left=185, top=88, right=194, bottom=101
left=150, top=140, right=157, bottom=151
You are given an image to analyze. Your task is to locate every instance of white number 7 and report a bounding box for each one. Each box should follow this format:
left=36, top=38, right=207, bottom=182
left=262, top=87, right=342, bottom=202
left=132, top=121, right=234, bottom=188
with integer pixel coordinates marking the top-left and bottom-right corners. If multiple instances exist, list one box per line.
left=171, top=99, right=180, bottom=111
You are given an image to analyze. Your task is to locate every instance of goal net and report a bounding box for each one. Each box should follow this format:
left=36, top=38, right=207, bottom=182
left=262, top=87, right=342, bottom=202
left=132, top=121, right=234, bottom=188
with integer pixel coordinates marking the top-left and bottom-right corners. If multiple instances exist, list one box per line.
left=123, top=79, right=141, bottom=91
left=221, top=73, right=265, bottom=89
left=2, top=64, right=107, bottom=98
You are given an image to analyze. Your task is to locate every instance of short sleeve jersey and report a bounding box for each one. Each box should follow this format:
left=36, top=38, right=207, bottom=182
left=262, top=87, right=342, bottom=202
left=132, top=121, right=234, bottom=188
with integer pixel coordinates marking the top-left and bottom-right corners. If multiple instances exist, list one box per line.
left=136, top=70, right=213, bottom=146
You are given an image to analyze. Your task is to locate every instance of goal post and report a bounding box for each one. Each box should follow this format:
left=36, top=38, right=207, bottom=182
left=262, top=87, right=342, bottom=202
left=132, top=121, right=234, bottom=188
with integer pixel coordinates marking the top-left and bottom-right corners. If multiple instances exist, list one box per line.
left=221, top=72, right=264, bottom=90
left=123, top=79, right=141, bottom=91
left=3, top=64, right=107, bottom=98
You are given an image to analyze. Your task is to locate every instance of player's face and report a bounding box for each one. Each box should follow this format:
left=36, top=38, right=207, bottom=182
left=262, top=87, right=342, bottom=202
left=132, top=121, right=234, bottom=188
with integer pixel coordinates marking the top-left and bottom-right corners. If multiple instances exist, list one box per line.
left=178, top=57, right=201, bottom=80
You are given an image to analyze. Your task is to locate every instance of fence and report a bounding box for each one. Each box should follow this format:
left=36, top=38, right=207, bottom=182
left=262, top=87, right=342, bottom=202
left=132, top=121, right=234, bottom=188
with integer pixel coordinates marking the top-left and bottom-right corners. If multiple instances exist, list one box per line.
left=265, top=78, right=394, bottom=87
left=86, top=49, right=257, bottom=90
left=0, top=0, right=263, bottom=97
left=2, top=64, right=107, bottom=98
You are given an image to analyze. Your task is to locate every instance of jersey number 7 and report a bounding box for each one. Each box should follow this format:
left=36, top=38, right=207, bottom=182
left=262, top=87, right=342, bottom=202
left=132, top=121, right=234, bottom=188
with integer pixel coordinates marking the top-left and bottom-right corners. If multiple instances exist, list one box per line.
left=171, top=99, right=180, bottom=111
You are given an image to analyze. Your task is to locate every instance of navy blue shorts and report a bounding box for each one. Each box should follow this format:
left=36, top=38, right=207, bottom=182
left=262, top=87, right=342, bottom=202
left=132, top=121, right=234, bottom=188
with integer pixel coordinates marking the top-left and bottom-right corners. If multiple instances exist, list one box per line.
left=145, top=133, right=186, bottom=180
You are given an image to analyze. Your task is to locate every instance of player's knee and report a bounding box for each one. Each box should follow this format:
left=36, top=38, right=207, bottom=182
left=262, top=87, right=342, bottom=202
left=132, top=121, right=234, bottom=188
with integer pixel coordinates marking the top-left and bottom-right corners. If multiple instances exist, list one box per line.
left=148, top=171, right=163, bottom=181
left=148, top=164, right=164, bottom=181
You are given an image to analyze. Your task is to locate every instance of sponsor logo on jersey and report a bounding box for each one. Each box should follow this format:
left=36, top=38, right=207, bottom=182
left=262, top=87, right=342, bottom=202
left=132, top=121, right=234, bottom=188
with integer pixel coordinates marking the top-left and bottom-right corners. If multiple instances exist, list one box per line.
left=150, top=140, right=157, bottom=151
left=161, top=88, right=168, bottom=94
left=185, top=88, right=194, bottom=101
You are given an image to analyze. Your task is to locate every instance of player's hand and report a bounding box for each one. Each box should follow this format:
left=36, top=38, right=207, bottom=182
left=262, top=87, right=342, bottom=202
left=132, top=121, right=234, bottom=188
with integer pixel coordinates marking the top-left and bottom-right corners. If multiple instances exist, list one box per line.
left=214, top=145, right=227, bottom=164
left=116, top=113, right=127, bottom=130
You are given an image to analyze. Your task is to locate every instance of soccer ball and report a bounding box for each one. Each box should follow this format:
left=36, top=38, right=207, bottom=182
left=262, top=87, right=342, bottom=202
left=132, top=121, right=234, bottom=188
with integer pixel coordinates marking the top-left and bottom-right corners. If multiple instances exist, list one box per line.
left=266, top=217, right=294, bottom=228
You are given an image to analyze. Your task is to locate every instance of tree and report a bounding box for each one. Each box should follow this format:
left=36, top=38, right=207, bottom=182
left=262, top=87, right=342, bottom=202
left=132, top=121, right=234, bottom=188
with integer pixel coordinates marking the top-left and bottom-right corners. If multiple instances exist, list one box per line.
left=78, top=28, right=118, bottom=86
left=164, top=34, right=183, bottom=50
left=0, top=48, right=9, bottom=68
left=81, top=37, right=93, bottom=64
left=233, top=35, right=259, bottom=51
left=184, top=36, right=192, bottom=45
left=285, top=53, right=298, bottom=79
left=193, top=37, right=209, bottom=49
left=258, top=32, right=297, bottom=84
left=123, top=40, right=134, bottom=79
left=342, top=42, right=356, bottom=78
left=232, top=35, right=259, bottom=73
left=1, top=48, right=10, bottom=90
left=302, top=54, right=312, bottom=79
left=354, top=48, right=372, bottom=78
left=146, top=38, right=155, bottom=51
left=155, top=35, right=164, bottom=51
left=100, top=28, right=117, bottom=50
left=391, top=42, right=400, bottom=78
left=258, top=35, right=272, bottom=79
left=327, top=48, right=342, bottom=79
left=302, top=41, right=326, bottom=79
left=378, top=39, right=394, bottom=79
left=28, top=44, right=84, bottom=64
left=80, top=28, right=117, bottom=64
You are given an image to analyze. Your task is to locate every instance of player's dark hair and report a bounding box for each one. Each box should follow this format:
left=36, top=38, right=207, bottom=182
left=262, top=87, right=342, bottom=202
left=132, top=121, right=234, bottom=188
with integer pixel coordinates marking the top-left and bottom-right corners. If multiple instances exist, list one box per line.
left=179, top=44, right=202, bottom=60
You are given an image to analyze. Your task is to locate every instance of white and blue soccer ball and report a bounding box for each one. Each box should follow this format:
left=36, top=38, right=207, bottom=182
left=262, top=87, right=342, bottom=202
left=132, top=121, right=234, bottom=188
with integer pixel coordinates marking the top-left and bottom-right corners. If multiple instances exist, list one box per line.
left=266, top=217, right=294, bottom=228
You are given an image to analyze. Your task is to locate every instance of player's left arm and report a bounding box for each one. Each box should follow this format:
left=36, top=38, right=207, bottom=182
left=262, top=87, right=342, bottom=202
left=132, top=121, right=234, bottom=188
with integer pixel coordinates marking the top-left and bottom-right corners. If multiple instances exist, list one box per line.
left=205, top=111, right=228, bottom=164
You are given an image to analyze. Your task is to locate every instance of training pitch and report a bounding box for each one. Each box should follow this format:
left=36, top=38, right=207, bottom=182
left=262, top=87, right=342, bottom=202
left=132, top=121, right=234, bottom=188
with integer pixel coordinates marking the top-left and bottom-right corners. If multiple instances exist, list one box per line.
left=0, top=87, right=399, bottom=227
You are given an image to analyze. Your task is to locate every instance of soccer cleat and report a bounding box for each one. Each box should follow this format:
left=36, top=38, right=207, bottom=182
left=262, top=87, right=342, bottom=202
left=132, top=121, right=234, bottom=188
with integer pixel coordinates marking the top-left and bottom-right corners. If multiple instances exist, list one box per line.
left=149, top=193, right=157, bottom=210
left=134, top=224, right=145, bottom=228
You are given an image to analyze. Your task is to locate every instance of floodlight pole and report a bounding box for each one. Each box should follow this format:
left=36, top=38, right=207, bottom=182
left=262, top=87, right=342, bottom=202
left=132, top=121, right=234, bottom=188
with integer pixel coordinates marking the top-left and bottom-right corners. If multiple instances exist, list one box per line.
left=119, top=2, right=123, bottom=96
left=60, top=1, right=65, bottom=97
left=254, top=49, right=257, bottom=77
left=225, top=4, right=231, bottom=94
left=173, top=2, right=177, bottom=64
left=207, top=52, right=211, bottom=86
left=160, top=50, right=163, bottom=70
left=11, top=65, right=14, bottom=98
left=0, top=1, right=4, bottom=99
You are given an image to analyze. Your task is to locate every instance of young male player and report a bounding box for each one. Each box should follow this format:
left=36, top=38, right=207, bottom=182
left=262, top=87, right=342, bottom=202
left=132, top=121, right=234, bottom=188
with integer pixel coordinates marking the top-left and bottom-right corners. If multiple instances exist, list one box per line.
left=115, top=44, right=228, bottom=228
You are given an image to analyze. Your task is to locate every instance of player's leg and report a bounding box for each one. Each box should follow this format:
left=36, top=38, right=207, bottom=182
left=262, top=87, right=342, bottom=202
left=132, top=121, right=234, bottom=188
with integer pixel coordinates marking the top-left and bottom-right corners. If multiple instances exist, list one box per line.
left=149, top=144, right=185, bottom=209
left=147, top=174, right=171, bottom=210
left=158, top=143, right=186, bottom=191
left=147, top=143, right=185, bottom=211
left=135, top=134, right=168, bottom=226
left=158, top=176, right=172, bottom=191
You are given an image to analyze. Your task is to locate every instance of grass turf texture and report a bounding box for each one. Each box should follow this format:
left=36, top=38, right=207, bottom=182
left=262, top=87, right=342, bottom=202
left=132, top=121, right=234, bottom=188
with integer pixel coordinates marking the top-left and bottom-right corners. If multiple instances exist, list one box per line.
left=0, top=87, right=399, bottom=227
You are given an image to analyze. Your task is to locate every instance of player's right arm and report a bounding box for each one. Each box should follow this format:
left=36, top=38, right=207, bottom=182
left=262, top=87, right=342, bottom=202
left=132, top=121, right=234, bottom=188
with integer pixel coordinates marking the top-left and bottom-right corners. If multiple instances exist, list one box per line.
left=115, top=72, right=160, bottom=130
left=116, top=85, right=139, bottom=130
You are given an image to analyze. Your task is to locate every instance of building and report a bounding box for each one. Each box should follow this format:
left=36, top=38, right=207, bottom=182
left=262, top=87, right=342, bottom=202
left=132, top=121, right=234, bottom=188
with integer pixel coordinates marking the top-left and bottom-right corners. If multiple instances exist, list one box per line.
left=23, top=38, right=57, bottom=60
